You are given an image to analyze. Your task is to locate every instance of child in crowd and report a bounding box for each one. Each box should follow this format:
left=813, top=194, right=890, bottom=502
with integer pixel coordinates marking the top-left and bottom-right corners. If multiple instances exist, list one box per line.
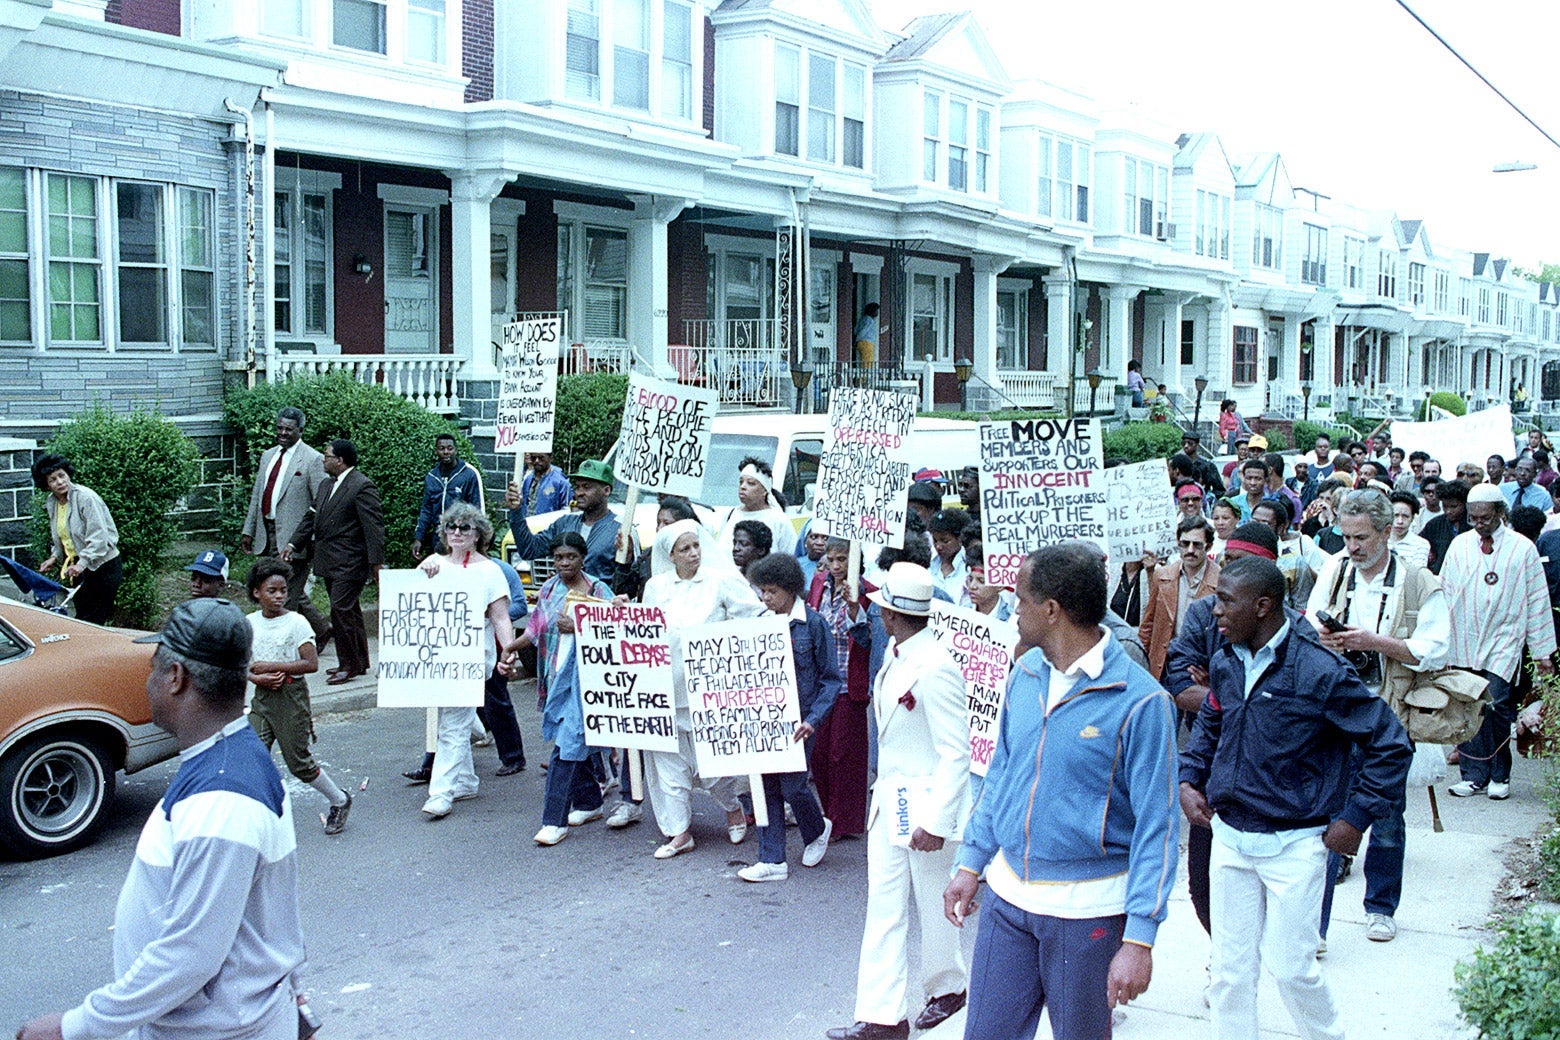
left=1209, top=498, right=1239, bottom=561
left=245, top=558, right=352, bottom=835
left=962, top=540, right=1015, bottom=621
left=926, top=509, right=969, bottom=603
left=739, top=553, right=841, bottom=882
left=807, top=537, right=872, bottom=838
left=186, top=549, right=228, bottom=600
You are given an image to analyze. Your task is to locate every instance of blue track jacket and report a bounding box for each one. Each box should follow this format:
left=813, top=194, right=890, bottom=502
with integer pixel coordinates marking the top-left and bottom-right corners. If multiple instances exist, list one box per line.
left=957, top=632, right=1180, bottom=947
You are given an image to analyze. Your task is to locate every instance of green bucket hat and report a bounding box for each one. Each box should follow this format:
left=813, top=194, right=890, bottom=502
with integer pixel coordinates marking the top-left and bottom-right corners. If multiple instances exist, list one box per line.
left=570, top=459, right=616, bottom=487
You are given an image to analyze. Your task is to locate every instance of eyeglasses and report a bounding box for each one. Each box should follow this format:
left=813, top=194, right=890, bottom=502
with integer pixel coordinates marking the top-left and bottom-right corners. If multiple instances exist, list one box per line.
left=1177, top=539, right=1208, bottom=549
left=443, top=522, right=473, bottom=533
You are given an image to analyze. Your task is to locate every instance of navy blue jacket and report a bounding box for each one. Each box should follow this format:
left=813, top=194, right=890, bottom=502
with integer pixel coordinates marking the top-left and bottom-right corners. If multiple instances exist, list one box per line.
left=789, top=606, right=843, bottom=731
left=1179, top=611, right=1411, bottom=835
left=508, top=508, right=623, bottom=585
left=414, top=461, right=485, bottom=544
left=1162, top=595, right=1220, bottom=699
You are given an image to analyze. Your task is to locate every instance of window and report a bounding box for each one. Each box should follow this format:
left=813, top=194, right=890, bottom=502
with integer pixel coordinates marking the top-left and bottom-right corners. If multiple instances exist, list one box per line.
left=1376, top=250, right=1397, bottom=300
left=807, top=54, right=835, bottom=163
left=1497, top=291, right=1508, bottom=327
left=178, top=188, right=215, bottom=348
left=1432, top=270, right=1449, bottom=312
left=1407, top=262, right=1424, bottom=306
left=996, top=288, right=1026, bottom=369
left=975, top=107, right=991, bottom=193
left=612, top=0, right=650, bottom=110
left=1342, top=236, right=1363, bottom=289
left=1180, top=318, right=1195, bottom=366
left=46, top=174, right=102, bottom=343
left=1195, top=190, right=1230, bottom=259
left=842, top=63, right=865, bottom=169
left=661, top=0, right=692, bottom=120
left=1122, top=157, right=1167, bottom=236
left=1252, top=204, right=1282, bottom=270
left=922, top=91, right=941, bottom=183
left=1036, top=135, right=1052, bottom=216
left=1477, top=286, right=1490, bottom=323
left=1460, top=278, right=1471, bottom=317
left=261, top=0, right=308, bottom=38
left=115, top=182, right=166, bottom=344
left=910, top=271, right=952, bottom=361
left=0, top=168, right=27, bottom=342
left=1301, top=224, right=1327, bottom=286
left=1546, top=310, right=1553, bottom=341
left=774, top=44, right=799, bottom=156
left=333, top=0, right=386, bottom=53
left=1057, top=139, right=1089, bottom=222
left=1232, top=325, right=1258, bottom=385
left=406, top=0, right=446, bottom=64
left=274, top=188, right=330, bottom=338
left=582, top=227, right=628, bottom=339
left=565, top=0, right=601, bottom=100
left=947, top=99, right=968, bottom=191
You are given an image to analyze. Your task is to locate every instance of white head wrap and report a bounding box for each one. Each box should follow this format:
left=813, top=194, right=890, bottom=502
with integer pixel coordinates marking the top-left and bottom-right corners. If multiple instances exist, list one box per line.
left=740, top=463, right=782, bottom=511
left=652, top=518, right=720, bottom=578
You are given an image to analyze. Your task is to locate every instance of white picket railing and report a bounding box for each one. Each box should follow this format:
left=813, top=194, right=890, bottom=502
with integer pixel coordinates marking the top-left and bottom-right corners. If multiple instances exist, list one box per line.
left=559, top=342, right=632, bottom=375
left=1072, top=375, right=1119, bottom=415
left=272, top=354, right=460, bottom=414
left=679, top=319, right=786, bottom=408
left=997, top=369, right=1063, bottom=410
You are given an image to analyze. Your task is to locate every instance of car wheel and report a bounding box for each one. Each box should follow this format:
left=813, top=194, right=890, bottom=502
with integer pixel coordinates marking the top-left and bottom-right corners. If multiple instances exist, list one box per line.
left=0, top=733, right=116, bottom=857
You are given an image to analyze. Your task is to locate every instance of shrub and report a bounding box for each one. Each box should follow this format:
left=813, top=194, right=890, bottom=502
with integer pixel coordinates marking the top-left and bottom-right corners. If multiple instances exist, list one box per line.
left=554, top=372, right=628, bottom=474
left=1454, top=910, right=1560, bottom=1040
left=1421, top=391, right=1468, bottom=420
left=30, top=406, right=200, bottom=625
left=223, top=374, right=473, bottom=569
left=1293, top=420, right=1358, bottom=451
left=1259, top=427, right=1288, bottom=451
left=1101, top=422, right=1186, bottom=464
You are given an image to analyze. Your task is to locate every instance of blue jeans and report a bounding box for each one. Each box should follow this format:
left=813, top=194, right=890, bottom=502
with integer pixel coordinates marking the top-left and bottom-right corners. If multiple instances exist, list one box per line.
left=1320, top=808, right=1406, bottom=933
left=757, top=770, right=826, bottom=864
left=541, top=746, right=603, bottom=828
left=477, top=672, right=525, bottom=769
left=1458, top=671, right=1515, bottom=786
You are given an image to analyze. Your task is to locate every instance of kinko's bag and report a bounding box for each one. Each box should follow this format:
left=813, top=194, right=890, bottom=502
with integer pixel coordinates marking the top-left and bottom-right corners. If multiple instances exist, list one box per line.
left=1399, top=668, right=1490, bottom=746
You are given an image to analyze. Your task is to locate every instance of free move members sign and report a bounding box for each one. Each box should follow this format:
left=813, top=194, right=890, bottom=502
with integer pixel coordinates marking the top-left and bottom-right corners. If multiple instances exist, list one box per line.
left=978, top=417, right=1106, bottom=588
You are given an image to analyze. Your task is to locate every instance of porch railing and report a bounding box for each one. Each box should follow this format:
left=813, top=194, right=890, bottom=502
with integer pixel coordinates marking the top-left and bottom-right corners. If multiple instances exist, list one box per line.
left=559, top=342, right=632, bottom=376
left=1072, top=375, right=1119, bottom=416
left=997, top=370, right=1063, bottom=411
left=679, top=319, right=786, bottom=409
left=806, top=363, right=916, bottom=412
left=273, top=354, right=460, bottom=414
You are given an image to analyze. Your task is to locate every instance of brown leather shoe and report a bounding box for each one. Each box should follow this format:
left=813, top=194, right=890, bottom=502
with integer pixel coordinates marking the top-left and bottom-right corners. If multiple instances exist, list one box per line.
left=824, top=1021, right=908, bottom=1040
left=914, top=992, right=967, bottom=1031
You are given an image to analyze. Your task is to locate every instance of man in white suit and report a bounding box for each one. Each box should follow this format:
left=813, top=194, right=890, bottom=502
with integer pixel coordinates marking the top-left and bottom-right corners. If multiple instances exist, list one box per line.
left=240, top=406, right=329, bottom=642
left=826, top=563, right=970, bottom=1040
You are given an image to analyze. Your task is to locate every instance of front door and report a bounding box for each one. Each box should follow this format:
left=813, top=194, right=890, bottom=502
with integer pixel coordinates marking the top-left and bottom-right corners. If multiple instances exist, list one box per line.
left=489, top=219, right=517, bottom=355
left=808, top=265, right=835, bottom=364
left=383, top=205, right=437, bottom=354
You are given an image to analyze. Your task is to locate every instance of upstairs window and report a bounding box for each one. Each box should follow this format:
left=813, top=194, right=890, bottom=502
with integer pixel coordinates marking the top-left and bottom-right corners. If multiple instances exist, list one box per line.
left=566, top=0, right=602, bottom=100
left=1122, top=157, right=1167, bottom=237
left=1477, top=286, right=1490, bottom=323
left=975, top=108, right=991, bottom=192
left=262, top=0, right=308, bottom=39
left=1432, top=269, right=1449, bottom=312
left=947, top=99, right=969, bottom=191
left=922, top=90, right=941, bottom=183
left=842, top=63, right=866, bottom=169
left=406, top=0, right=446, bottom=65
left=1407, top=261, right=1425, bottom=306
left=807, top=54, right=835, bottom=163
left=775, top=44, right=800, bottom=156
left=1342, top=236, right=1364, bottom=289
left=661, top=0, right=692, bottom=120
left=1300, top=224, right=1327, bottom=286
left=333, top=0, right=387, bottom=53
left=611, top=0, right=650, bottom=110
left=1252, top=204, right=1282, bottom=270
left=1195, top=189, right=1230, bottom=259
left=1496, top=291, right=1508, bottom=327
left=1376, top=250, right=1397, bottom=299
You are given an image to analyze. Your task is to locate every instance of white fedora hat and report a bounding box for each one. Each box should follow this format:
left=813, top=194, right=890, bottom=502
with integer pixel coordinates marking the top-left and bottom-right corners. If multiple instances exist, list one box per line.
left=868, top=562, right=935, bottom=618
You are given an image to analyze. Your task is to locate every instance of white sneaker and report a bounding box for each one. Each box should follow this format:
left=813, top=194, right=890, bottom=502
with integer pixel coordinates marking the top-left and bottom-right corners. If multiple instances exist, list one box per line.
left=1487, top=781, right=1511, bottom=800
left=534, top=825, right=568, bottom=846
left=1315, top=938, right=1327, bottom=958
left=606, top=802, right=642, bottom=828
left=737, top=861, right=789, bottom=882
left=728, top=821, right=748, bottom=844
left=1366, top=913, right=1398, bottom=942
left=421, top=796, right=452, bottom=819
left=803, top=817, right=833, bottom=867
left=1448, top=781, right=1487, bottom=797
left=568, top=807, right=605, bottom=826
left=785, top=804, right=797, bottom=826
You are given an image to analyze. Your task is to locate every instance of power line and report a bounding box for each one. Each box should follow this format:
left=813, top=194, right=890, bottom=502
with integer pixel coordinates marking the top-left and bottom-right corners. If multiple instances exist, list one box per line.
left=1393, top=0, right=1560, bottom=153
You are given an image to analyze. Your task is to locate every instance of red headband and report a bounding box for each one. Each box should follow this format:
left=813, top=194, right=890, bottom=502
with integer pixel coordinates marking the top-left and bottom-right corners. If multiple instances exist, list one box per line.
left=1176, top=484, right=1204, bottom=500
left=1224, top=538, right=1277, bottom=561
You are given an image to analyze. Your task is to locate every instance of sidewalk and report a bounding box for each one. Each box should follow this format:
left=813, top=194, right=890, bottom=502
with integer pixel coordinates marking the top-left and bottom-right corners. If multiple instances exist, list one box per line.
left=925, top=763, right=1548, bottom=1039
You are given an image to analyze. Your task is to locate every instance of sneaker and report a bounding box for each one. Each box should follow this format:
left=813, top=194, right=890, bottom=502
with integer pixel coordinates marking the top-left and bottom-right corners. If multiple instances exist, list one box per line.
left=567, top=807, right=605, bottom=827
left=323, top=793, right=352, bottom=835
left=1315, top=938, right=1327, bottom=958
left=534, top=825, right=568, bottom=846
left=737, top=861, right=789, bottom=882
left=803, top=817, right=833, bottom=867
left=1448, top=781, right=1487, bottom=798
left=606, top=801, right=642, bottom=829
left=1487, top=781, right=1511, bottom=800
left=421, top=796, right=452, bottom=819
left=472, top=730, right=494, bottom=747
left=728, top=821, right=748, bottom=844
left=1366, top=913, right=1398, bottom=942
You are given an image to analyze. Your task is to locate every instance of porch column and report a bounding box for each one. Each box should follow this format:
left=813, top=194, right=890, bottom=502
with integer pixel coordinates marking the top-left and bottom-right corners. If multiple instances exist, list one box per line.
left=629, top=195, right=691, bottom=378
left=1160, top=294, right=1186, bottom=398
left=1281, top=317, right=1302, bottom=394
left=1312, top=317, right=1335, bottom=399
left=971, top=254, right=1014, bottom=409
left=1101, top=284, right=1143, bottom=378
left=447, top=170, right=513, bottom=381
left=1042, top=276, right=1072, bottom=411
left=1204, top=293, right=1232, bottom=395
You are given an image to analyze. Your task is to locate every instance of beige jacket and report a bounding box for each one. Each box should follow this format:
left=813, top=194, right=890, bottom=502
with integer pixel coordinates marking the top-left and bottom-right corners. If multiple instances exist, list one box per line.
left=46, top=484, right=120, bottom=571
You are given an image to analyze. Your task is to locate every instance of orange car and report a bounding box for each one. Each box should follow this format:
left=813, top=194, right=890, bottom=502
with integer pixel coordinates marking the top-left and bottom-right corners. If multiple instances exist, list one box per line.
left=0, top=598, right=178, bottom=857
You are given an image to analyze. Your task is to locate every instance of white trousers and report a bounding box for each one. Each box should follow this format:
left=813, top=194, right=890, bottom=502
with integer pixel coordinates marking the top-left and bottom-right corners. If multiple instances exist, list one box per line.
left=428, top=706, right=479, bottom=803
left=1209, top=832, right=1344, bottom=1040
left=853, top=814, right=966, bottom=1026
left=643, top=723, right=740, bottom=838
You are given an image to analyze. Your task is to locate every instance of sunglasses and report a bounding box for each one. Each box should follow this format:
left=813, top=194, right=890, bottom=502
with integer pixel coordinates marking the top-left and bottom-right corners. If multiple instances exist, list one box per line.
left=1177, top=538, right=1208, bottom=549
left=443, top=522, right=474, bottom=533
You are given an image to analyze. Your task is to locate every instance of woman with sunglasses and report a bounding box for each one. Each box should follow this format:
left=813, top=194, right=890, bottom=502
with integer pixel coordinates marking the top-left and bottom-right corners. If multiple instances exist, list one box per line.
left=413, top=503, right=517, bottom=819
left=502, top=531, right=615, bottom=845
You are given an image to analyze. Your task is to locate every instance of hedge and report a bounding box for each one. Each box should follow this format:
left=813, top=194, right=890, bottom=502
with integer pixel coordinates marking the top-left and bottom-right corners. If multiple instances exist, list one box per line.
left=223, top=374, right=474, bottom=569
left=1292, top=420, right=1360, bottom=451
left=31, top=406, right=200, bottom=625
left=1421, top=391, right=1467, bottom=419
left=1101, top=422, right=1186, bottom=464
left=1454, top=910, right=1560, bottom=1040
left=553, top=372, right=629, bottom=474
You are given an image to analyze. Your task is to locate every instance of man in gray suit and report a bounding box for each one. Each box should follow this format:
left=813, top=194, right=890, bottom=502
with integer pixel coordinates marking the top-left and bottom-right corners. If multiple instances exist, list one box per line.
left=241, top=406, right=330, bottom=644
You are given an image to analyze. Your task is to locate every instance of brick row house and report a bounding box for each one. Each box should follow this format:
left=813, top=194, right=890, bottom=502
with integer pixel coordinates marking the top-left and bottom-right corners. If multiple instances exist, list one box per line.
left=2, top=0, right=1556, bottom=499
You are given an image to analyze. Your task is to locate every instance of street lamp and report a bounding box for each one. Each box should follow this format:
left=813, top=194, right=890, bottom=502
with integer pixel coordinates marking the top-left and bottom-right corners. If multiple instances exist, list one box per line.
left=954, top=355, right=974, bottom=411
left=789, top=360, right=813, bottom=415
left=1192, top=374, right=1209, bottom=435
left=1087, top=368, right=1104, bottom=416
left=1423, top=386, right=1433, bottom=422
left=1301, top=380, right=1312, bottom=422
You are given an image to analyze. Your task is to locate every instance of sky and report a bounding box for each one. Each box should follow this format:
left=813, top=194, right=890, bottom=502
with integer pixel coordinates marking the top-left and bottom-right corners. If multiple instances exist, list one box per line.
left=870, top=0, right=1560, bottom=269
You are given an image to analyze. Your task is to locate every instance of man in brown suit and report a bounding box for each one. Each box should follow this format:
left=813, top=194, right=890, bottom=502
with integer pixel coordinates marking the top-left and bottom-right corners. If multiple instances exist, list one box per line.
left=1138, top=514, right=1220, bottom=679
left=283, top=438, right=384, bottom=684
left=240, top=407, right=330, bottom=642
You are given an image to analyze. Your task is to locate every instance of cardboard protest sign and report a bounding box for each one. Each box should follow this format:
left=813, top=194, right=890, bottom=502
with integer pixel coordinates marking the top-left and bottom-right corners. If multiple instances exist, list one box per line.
left=1390, top=404, right=1514, bottom=474
left=929, top=602, right=1018, bottom=777
left=613, top=373, right=719, bottom=498
left=978, top=417, right=1106, bottom=587
left=376, top=568, right=487, bottom=708
left=813, top=388, right=917, bottom=545
left=1104, top=459, right=1178, bottom=562
left=572, top=601, right=677, bottom=753
left=494, top=317, right=562, bottom=454
left=680, top=615, right=807, bottom=777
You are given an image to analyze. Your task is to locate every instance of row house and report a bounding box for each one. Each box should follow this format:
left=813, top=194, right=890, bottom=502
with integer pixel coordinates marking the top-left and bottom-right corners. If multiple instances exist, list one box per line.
left=2, top=0, right=1553, bottom=459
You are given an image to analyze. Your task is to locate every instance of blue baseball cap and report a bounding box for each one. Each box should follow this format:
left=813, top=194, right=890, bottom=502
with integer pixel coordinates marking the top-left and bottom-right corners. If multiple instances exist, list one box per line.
left=186, top=550, right=229, bottom=580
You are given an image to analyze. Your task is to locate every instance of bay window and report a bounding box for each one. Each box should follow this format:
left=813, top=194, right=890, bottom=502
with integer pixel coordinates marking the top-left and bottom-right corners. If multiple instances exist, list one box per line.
left=566, top=0, right=602, bottom=100
left=333, top=0, right=386, bottom=53
left=948, top=98, right=968, bottom=191
left=1252, top=204, right=1282, bottom=270
left=0, top=168, right=28, bottom=343
left=612, top=0, right=650, bottom=110
left=842, top=63, right=865, bottom=169
left=662, top=0, right=692, bottom=120
left=1122, top=157, right=1167, bottom=236
left=807, top=54, right=835, bottom=163
left=775, top=44, right=800, bottom=156
left=922, top=90, right=941, bottom=183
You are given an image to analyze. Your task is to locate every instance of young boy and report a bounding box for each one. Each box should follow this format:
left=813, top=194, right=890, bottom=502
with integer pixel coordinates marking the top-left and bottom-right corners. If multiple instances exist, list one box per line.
left=185, top=549, right=228, bottom=599
left=246, top=558, right=353, bottom=835
left=741, top=552, right=842, bottom=881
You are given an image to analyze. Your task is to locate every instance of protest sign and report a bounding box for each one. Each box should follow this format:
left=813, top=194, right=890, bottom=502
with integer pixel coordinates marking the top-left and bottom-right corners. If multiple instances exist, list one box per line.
left=613, top=372, right=719, bottom=498
left=572, top=601, right=678, bottom=753
left=813, top=388, right=917, bottom=545
left=1390, top=404, right=1514, bottom=474
left=680, top=615, right=807, bottom=778
left=1104, top=459, right=1179, bottom=562
left=376, top=568, right=487, bottom=708
left=494, top=317, right=562, bottom=458
left=929, top=602, right=1018, bottom=777
left=978, top=417, right=1106, bottom=587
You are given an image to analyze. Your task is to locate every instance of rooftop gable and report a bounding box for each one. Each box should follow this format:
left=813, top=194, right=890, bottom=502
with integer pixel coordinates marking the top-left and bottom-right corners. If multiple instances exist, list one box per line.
left=1174, top=132, right=1235, bottom=185
left=881, top=11, right=1010, bottom=92
left=1234, top=152, right=1293, bottom=206
left=713, top=0, right=885, bottom=51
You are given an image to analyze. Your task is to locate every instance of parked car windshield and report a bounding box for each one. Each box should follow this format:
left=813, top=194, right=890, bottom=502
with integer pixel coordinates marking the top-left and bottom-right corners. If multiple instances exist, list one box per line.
left=703, top=435, right=780, bottom=508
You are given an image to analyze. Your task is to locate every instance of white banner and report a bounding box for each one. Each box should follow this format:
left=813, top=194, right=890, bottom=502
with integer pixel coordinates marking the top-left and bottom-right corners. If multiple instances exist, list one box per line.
left=572, top=601, right=678, bottom=752
left=1390, top=404, right=1514, bottom=474
left=813, top=388, right=917, bottom=546
left=613, top=373, right=719, bottom=497
left=494, top=317, right=562, bottom=454
left=929, top=602, right=1018, bottom=777
left=680, top=615, right=807, bottom=778
left=1104, top=459, right=1179, bottom=563
left=978, top=417, right=1106, bottom=588
left=376, top=568, right=487, bottom=707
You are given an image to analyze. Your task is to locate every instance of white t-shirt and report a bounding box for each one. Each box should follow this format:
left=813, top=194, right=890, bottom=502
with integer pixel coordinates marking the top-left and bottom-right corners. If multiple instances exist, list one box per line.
left=247, top=610, right=314, bottom=672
